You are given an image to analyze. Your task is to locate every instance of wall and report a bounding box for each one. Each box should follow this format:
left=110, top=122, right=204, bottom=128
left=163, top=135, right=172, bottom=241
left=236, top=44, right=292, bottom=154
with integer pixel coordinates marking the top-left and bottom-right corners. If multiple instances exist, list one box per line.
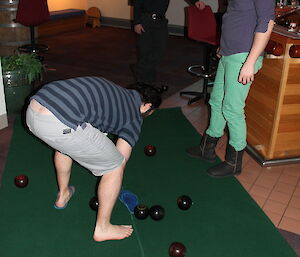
left=167, top=0, right=218, bottom=26
left=87, top=0, right=218, bottom=26
left=88, top=0, right=131, bottom=20
left=47, top=0, right=87, bottom=11
left=0, top=61, right=8, bottom=130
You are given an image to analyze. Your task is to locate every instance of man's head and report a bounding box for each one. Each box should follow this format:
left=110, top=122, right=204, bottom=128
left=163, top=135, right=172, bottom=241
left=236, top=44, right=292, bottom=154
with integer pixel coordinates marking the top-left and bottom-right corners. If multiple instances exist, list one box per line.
left=132, top=83, right=162, bottom=117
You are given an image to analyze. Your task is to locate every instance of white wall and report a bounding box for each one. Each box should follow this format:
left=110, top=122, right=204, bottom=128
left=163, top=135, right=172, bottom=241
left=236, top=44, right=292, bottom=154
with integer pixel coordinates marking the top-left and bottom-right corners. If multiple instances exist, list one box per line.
left=48, top=0, right=87, bottom=11
left=0, top=61, right=8, bottom=130
left=167, top=0, right=218, bottom=26
left=87, top=0, right=131, bottom=19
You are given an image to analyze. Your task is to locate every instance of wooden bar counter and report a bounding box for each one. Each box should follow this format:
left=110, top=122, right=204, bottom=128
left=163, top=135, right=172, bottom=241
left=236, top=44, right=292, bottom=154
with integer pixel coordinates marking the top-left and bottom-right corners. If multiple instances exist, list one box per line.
left=245, top=24, right=300, bottom=166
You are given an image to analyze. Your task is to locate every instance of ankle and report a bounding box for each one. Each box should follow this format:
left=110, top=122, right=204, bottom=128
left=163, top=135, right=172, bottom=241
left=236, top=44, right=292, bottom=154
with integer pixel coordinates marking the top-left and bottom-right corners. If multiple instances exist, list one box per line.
left=96, top=221, right=111, bottom=230
left=58, top=187, right=71, bottom=198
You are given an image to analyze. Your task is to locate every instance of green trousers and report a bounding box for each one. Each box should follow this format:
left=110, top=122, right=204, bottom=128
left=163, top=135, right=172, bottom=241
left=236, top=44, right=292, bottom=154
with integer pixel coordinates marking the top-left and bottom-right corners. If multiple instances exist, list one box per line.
left=206, top=53, right=263, bottom=151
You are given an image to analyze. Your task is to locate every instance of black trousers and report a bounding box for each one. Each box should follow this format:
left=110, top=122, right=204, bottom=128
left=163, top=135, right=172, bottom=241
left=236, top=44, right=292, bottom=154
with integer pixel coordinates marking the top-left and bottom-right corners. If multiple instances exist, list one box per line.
left=135, top=15, right=168, bottom=84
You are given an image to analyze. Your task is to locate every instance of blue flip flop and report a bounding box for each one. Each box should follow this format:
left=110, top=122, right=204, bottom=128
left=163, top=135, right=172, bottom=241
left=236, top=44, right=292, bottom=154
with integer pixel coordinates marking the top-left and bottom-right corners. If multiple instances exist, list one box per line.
left=54, top=185, right=75, bottom=210
left=118, top=189, right=139, bottom=214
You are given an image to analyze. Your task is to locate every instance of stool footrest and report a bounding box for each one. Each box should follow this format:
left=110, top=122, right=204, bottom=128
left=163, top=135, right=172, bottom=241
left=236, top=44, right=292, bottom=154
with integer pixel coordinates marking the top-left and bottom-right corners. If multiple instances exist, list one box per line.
left=187, top=65, right=214, bottom=78
left=18, top=44, right=49, bottom=53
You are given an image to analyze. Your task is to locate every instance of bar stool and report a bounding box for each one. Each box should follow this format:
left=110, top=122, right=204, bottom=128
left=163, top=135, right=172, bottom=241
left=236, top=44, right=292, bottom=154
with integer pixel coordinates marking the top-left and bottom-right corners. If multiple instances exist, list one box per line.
left=14, top=0, right=50, bottom=54
left=180, top=5, right=220, bottom=105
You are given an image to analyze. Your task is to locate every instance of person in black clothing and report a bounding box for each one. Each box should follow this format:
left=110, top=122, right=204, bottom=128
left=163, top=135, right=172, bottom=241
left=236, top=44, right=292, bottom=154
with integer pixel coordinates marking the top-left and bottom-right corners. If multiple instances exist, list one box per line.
left=132, top=0, right=206, bottom=85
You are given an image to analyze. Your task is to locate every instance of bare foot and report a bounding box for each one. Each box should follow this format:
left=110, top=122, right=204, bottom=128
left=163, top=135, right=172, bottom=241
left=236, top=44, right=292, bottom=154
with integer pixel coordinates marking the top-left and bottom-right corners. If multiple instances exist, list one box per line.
left=93, top=224, right=133, bottom=242
left=54, top=186, right=75, bottom=209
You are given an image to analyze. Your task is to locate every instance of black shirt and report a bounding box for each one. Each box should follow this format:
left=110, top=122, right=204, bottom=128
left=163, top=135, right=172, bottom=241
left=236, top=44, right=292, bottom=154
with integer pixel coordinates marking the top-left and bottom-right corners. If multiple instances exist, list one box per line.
left=134, top=0, right=170, bottom=24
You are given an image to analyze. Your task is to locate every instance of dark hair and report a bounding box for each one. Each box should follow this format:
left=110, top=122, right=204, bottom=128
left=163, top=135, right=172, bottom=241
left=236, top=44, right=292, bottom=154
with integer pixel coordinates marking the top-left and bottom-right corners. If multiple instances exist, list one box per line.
left=132, top=83, right=162, bottom=109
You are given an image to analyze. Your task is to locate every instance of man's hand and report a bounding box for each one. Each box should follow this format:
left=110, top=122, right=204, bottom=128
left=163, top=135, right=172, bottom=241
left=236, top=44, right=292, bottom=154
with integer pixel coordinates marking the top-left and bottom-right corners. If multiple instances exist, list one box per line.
left=195, top=1, right=206, bottom=10
left=134, top=24, right=145, bottom=34
left=238, top=62, right=255, bottom=85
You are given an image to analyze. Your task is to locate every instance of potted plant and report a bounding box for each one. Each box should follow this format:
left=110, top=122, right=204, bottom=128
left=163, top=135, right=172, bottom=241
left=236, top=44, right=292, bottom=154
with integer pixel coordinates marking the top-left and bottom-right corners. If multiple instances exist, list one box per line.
left=1, top=53, right=43, bottom=114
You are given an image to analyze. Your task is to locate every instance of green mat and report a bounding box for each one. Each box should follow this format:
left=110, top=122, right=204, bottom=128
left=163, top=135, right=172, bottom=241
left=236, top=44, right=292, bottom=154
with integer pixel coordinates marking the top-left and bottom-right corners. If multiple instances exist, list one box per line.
left=0, top=107, right=297, bottom=257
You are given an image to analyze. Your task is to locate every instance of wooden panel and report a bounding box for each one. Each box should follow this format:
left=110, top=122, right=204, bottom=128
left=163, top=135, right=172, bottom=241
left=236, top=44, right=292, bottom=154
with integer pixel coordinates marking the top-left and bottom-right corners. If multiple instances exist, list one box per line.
left=246, top=29, right=300, bottom=160
left=247, top=112, right=273, bottom=137
left=245, top=56, right=283, bottom=158
left=278, top=120, right=300, bottom=133
left=274, top=132, right=300, bottom=157
left=254, top=59, right=283, bottom=95
left=247, top=133, right=269, bottom=158
left=273, top=149, right=300, bottom=158
left=287, top=64, right=300, bottom=84
left=247, top=116, right=272, bottom=146
left=278, top=113, right=300, bottom=134
left=248, top=76, right=279, bottom=100
left=246, top=59, right=282, bottom=108
left=245, top=59, right=281, bottom=122
left=246, top=93, right=276, bottom=117
left=280, top=114, right=300, bottom=122
left=283, top=95, right=300, bottom=104
left=285, top=84, right=300, bottom=95
left=281, top=104, right=300, bottom=115
left=246, top=89, right=274, bottom=158
left=279, top=74, right=300, bottom=133
left=246, top=96, right=275, bottom=123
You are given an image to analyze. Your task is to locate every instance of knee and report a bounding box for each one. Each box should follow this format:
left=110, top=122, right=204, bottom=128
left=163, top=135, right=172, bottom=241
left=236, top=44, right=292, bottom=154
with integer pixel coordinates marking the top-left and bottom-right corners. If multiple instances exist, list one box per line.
left=222, top=103, right=245, bottom=121
left=209, top=96, right=222, bottom=110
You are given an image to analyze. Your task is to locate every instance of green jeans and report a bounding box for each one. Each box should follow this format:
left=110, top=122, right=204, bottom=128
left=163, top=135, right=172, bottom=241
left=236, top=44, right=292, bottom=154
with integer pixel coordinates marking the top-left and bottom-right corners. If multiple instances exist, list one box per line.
left=206, top=53, right=263, bottom=151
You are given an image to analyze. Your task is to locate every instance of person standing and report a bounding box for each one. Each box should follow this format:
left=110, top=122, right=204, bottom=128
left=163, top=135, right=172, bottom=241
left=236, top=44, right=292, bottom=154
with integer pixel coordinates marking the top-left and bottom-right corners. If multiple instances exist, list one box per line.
left=132, top=0, right=170, bottom=85
left=132, top=0, right=205, bottom=85
left=26, top=77, right=161, bottom=242
left=186, top=0, right=275, bottom=177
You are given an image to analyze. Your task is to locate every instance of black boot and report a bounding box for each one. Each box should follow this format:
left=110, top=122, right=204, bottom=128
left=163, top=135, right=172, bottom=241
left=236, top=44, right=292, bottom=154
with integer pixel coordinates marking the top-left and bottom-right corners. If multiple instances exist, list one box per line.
left=207, top=144, right=244, bottom=178
left=186, top=134, right=219, bottom=162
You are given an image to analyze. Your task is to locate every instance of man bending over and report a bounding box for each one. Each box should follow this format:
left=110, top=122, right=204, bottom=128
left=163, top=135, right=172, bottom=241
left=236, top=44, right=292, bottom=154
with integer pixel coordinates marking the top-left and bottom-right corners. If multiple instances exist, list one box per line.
left=26, top=77, right=161, bottom=242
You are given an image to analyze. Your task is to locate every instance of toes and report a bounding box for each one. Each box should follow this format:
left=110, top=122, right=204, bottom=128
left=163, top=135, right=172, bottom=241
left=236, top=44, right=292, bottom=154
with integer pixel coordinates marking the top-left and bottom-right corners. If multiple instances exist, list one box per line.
left=125, top=229, right=133, bottom=236
left=121, top=225, right=132, bottom=228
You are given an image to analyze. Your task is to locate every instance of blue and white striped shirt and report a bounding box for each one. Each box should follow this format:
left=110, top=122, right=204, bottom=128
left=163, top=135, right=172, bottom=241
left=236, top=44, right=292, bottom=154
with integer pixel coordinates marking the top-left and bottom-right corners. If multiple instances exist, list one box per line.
left=31, top=76, right=143, bottom=147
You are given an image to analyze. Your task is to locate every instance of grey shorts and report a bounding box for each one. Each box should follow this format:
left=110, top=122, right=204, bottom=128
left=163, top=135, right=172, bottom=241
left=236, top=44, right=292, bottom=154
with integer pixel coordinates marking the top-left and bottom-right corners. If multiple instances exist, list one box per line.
left=26, top=106, right=125, bottom=176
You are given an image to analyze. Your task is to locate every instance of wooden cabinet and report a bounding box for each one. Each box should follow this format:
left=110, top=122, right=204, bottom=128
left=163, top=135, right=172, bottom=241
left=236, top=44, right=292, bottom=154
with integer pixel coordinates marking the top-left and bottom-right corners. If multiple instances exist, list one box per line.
left=245, top=27, right=300, bottom=165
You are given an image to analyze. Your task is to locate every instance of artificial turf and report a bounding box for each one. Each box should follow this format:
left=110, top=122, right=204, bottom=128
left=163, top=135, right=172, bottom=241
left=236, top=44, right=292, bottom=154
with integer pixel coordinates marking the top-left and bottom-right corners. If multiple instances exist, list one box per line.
left=0, top=107, right=297, bottom=257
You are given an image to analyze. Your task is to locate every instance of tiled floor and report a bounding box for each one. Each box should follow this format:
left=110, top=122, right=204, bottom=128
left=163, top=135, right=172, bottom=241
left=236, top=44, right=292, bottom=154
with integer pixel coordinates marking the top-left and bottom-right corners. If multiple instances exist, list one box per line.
left=161, top=82, right=300, bottom=236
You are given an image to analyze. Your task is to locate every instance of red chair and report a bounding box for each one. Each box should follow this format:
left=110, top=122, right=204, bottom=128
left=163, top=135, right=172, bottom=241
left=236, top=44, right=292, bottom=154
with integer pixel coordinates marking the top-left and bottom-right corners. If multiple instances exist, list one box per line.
left=180, top=5, right=220, bottom=105
left=15, top=0, right=50, bottom=53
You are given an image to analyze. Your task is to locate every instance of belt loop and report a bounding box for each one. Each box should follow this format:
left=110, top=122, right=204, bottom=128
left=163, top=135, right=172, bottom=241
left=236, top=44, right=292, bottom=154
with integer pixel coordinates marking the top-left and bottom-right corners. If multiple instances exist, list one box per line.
left=81, top=122, right=87, bottom=130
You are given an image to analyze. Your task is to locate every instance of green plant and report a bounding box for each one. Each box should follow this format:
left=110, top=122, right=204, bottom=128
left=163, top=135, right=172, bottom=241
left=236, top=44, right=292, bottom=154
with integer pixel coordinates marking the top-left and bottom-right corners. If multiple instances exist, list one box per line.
left=1, top=53, right=43, bottom=84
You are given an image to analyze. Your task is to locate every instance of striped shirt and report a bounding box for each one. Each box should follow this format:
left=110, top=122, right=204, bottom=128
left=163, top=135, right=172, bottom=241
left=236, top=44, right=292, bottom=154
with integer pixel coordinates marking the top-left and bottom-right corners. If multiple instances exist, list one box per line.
left=31, top=77, right=143, bottom=147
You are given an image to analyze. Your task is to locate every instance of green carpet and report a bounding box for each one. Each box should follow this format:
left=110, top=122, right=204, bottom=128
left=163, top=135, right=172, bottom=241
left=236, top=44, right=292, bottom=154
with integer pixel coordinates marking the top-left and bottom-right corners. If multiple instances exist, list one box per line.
left=0, top=107, right=297, bottom=257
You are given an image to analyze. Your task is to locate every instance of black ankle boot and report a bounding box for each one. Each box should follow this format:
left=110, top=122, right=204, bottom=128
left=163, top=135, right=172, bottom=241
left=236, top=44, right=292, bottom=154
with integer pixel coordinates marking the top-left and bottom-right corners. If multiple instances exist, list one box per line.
left=186, top=134, right=219, bottom=162
left=207, top=144, right=244, bottom=177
